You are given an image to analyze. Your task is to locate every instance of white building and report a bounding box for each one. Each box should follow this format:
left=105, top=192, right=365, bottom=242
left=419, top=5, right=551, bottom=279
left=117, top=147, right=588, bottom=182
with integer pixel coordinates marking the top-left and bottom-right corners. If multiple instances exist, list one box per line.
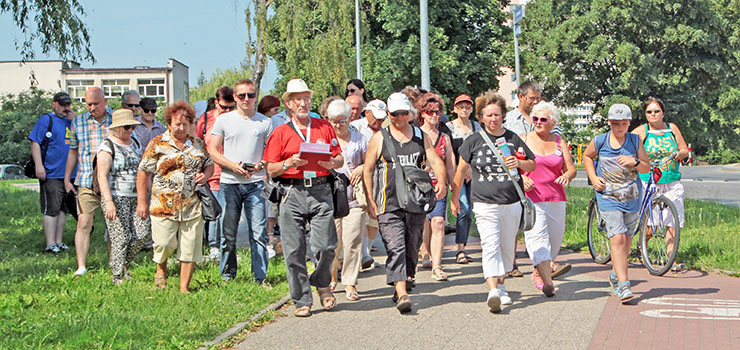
left=0, top=58, right=189, bottom=104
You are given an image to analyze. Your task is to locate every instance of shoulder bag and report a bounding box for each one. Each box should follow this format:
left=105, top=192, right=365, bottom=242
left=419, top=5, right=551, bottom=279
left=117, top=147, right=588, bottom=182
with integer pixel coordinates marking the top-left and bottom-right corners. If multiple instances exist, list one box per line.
left=195, top=184, right=222, bottom=221
left=380, top=127, right=436, bottom=214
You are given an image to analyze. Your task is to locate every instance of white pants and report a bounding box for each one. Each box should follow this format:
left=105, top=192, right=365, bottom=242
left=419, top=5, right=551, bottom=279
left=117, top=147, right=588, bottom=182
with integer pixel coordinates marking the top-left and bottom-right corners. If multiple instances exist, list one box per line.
left=642, top=180, right=685, bottom=228
left=523, top=201, right=566, bottom=266
left=473, top=202, right=521, bottom=279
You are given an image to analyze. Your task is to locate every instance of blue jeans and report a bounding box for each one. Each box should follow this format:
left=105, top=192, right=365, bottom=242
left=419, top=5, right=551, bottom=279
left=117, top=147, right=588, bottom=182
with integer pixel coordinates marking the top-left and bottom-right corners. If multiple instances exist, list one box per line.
left=455, top=180, right=472, bottom=246
left=219, top=182, right=269, bottom=282
left=206, top=189, right=224, bottom=248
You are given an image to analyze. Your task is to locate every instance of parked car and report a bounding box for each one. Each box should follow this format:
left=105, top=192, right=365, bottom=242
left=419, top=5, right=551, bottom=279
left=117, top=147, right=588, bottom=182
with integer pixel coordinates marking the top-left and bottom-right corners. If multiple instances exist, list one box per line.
left=0, top=164, right=28, bottom=180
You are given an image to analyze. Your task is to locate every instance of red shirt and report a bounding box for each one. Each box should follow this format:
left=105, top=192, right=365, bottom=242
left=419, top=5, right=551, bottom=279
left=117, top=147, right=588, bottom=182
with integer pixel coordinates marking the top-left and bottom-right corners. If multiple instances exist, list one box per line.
left=195, top=110, right=223, bottom=190
left=263, top=118, right=342, bottom=179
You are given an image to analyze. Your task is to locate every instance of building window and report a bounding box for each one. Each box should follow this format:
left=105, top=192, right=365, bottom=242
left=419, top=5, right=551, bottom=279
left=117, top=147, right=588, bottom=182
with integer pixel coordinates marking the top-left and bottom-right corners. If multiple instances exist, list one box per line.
left=138, top=78, right=165, bottom=98
left=102, top=79, right=130, bottom=98
left=66, top=80, right=94, bottom=102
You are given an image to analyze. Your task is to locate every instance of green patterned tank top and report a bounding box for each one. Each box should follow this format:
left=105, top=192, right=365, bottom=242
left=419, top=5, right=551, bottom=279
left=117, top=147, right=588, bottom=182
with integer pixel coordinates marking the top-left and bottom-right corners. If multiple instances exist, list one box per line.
left=639, top=122, right=681, bottom=184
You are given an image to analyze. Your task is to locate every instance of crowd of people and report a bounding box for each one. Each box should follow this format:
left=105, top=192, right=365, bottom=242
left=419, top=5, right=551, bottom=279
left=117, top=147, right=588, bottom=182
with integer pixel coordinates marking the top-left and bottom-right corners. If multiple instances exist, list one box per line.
left=28, top=77, right=688, bottom=313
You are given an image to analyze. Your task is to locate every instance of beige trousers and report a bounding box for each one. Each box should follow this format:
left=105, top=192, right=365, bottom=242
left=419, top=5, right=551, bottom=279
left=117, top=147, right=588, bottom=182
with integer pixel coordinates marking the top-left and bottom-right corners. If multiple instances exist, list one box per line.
left=333, top=207, right=367, bottom=286
left=151, top=215, right=204, bottom=264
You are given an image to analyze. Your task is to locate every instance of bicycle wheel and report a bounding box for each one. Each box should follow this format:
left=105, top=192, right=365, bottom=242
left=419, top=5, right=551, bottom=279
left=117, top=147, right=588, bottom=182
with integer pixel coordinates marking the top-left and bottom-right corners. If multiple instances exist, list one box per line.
left=640, top=195, right=681, bottom=276
left=587, top=198, right=611, bottom=264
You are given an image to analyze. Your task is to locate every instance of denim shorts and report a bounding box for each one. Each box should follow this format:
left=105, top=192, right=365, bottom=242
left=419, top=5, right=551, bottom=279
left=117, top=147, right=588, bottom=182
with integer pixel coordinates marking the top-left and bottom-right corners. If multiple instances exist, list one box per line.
left=600, top=210, right=640, bottom=238
left=427, top=195, right=447, bottom=219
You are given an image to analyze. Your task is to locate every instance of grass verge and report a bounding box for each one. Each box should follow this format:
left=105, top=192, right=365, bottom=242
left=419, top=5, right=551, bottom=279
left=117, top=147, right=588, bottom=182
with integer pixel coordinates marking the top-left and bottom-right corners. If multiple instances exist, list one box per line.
left=0, top=181, right=288, bottom=349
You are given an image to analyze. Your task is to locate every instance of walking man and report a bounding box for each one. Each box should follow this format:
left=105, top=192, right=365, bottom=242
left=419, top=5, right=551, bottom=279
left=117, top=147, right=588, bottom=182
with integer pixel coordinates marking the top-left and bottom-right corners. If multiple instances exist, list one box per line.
left=133, top=97, right=166, bottom=148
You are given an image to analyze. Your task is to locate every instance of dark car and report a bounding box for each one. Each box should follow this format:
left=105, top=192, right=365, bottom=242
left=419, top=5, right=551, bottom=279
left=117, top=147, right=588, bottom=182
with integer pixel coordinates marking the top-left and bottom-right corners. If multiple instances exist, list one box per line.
left=0, top=164, right=28, bottom=180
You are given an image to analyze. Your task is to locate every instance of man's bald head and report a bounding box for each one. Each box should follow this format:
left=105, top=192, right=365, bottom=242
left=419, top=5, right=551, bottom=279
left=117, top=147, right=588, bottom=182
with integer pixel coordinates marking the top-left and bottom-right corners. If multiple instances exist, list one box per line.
left=346, top=95, right=363, bottom=122
left=85, top=87, right=108, bottom=120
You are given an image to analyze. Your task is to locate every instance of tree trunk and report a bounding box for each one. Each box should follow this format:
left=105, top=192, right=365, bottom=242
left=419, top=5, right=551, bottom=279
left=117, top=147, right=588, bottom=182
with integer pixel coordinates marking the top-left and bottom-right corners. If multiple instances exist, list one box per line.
left=250, top=0, right=269, bottom=93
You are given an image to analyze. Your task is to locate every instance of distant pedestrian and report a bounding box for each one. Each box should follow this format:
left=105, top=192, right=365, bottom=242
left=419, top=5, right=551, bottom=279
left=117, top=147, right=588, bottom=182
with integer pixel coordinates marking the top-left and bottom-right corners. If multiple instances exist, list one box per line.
left=133, top=97, right=166, bottom=149
left=345, top=78, right=369, bottom=104
left=346, top=95, right=364, bottom=123
left=257, top=95, right=281, bottom=117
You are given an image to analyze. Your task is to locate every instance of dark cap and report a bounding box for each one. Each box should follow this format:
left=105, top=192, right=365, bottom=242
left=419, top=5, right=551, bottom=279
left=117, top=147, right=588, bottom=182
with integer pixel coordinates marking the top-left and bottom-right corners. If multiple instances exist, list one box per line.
left=140, top=97, right=157, bottom=109
left=53, top=92, right=72, bottom=105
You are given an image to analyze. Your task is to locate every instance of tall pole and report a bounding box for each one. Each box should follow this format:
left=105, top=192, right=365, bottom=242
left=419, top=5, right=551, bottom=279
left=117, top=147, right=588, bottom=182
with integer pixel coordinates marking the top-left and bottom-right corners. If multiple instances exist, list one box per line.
left=420, top=0, right=430, bottom=90
left=355, top=0, right=362, bottom=80
left=513, top=25, right=521, bottom=92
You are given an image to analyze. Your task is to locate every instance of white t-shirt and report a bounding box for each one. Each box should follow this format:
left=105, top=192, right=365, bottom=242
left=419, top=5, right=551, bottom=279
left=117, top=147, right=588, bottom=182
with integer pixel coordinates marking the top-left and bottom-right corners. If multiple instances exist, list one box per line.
left=350, top=118, right=378, bottom=142
left=210, top=111, right=274, bottom=184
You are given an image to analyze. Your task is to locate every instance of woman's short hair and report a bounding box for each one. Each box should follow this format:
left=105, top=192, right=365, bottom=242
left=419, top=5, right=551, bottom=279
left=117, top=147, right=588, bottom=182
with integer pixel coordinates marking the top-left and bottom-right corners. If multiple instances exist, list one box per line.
left=257, top=95, right=281, bottom=114
left=643, top=96, right=665, bottom=113
left=475, top=90, right=507, bottom=121
left=327, top=99, right=351, bottom=120
left=416, top=92, right=445, bottom=115
left=320, top=96, right=343, bottom=119
left=165, top=100, right=195, bottom=125
left=531, top=101, right=560, bottom=123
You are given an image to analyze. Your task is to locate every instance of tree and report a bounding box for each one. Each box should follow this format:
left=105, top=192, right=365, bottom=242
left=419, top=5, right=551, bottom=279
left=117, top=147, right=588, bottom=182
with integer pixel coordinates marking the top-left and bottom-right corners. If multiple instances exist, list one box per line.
left=0, top=89, right=53, bottom=165
left=246, top=0, right=271, bottom=92
left=517, top=0, right=740, bottom=159
left=1, top=0, right=94, bottom=63
left=189, top=64, right=253, bottom=103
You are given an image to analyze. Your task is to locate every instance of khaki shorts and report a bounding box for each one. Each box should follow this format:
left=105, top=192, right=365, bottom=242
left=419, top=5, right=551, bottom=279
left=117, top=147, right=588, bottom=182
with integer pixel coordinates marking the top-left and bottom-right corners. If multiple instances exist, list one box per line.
left=77, top=186, right=101, bottom=215
left=150, top=215, right=204, bottom=263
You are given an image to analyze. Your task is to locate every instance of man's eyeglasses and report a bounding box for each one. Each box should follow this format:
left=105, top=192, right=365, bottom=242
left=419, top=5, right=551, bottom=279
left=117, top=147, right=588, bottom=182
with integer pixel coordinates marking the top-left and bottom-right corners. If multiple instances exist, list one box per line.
left=122, top=125, right=135, bottom=130
left=532, top=116, right=549, bottom=124
left=143, top=108, right=157, bottom=114
left=236, top=92, right=257, bottom=100
left=126, top=103, right=140, bottom=108
left=390, top=111, right=409, bottom=117
left=219, top=103, right=236, bottom=111
left=424, top=110, right=442, bottom=116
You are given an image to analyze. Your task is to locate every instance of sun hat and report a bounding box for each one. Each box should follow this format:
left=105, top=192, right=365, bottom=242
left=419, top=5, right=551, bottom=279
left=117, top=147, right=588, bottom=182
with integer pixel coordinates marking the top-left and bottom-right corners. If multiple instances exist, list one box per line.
left=454, top=94, right=473, bottom=106
left=282, top=79, right=314, bottom=101
left=387, top=92, right=412, bottom=113
left=365, top=99, right=388, bottom=119
left=110, top=109, right=141, bottom=129
left=607, top=103, right=632, bottom=120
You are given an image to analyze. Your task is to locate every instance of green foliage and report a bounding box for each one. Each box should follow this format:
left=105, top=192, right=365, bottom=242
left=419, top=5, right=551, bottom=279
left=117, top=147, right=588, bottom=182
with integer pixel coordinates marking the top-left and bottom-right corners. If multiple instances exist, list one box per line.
left=0, top=89, right=53, bottom=165
left=189, top=64, right=253, bottom=103
left=1, top=0, right=94, bottom=63
left=0, top=182, right=289, bottom=349
left=518, top=0, right=740, bottom=161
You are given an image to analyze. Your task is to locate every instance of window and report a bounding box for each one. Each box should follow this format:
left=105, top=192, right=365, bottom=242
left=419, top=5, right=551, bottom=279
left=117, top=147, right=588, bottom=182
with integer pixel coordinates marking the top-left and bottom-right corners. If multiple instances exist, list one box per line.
left=102, top=79, right=130, bottom=97
left=66, top=80, right=94, bottom=102
left=138, top=78, right=165, bottom=98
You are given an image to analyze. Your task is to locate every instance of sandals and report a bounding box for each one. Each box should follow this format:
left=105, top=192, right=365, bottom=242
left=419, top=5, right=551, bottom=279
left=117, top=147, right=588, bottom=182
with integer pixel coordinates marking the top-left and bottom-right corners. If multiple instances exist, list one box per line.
left=432, top=266, right=448, bottom=281
left=551, top=263, right=572, bottom=278
left=508, top=267, right=524, bottom=278
left=456, top=251, right=469, bottom=264
left=329, top=281, right=337, bottom=292
left=294, top=305, right=312, bottom=317
left=316, top=287, right=336, bottom=310
left=396, top=294, right=412, bottom=313
left=421, top=259, right=433, bottom=269
left=154, top=273, right=166, bottom=290
left=345, top=290, right=360, bottom=301
left=532, top=272, right=545, bottom=290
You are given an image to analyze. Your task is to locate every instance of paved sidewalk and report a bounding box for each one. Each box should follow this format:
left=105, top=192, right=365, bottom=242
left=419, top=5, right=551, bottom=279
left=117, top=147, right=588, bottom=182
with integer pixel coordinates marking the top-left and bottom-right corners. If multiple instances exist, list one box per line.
left=236, top=236, right=610, bottom=350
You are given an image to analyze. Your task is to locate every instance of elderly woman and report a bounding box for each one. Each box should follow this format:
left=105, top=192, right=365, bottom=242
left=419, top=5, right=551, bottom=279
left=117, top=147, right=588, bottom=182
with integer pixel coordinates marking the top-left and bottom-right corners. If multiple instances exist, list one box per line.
left=137, top=101, right=214, bottom=293
left=97, top=109, right=150, bottom=285
left=327, top=99, right=368, bottom=301
left=450, top=91, right=536, bottom=313
left=417, top=92, right=456, bottom=281
left=520, top=102, right=577, bottom=296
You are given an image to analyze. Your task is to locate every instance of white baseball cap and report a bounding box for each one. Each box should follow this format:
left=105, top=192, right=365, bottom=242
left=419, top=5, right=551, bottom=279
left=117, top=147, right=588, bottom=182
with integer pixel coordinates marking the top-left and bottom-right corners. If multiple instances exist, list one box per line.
left=365, top=99, right=387, bottom=119
left=387, top=92, right=412, bottom=113
left=607, top=103, right=632, bottom=120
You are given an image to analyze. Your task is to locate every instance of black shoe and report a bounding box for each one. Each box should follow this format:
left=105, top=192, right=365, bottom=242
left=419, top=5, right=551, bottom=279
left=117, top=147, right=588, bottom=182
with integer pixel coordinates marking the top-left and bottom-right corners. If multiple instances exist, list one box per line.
left=444, top=223, right=456, bottom=235
left=396, top=295, right=412, bottom=313
left=44, top=244, right=61, bottom=254
left=361, top=256, right=375, bottom=270
left=406, top=277, right=415, bottom=291
left=392, top=291, right=398, bottom=303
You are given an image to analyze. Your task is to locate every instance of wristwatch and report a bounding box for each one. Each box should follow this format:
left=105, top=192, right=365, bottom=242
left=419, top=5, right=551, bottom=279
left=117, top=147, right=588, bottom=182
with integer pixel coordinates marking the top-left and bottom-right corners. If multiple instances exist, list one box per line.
left=635, top=157, right=641, bottom=166
left=282, top=160, right=290, bottom=171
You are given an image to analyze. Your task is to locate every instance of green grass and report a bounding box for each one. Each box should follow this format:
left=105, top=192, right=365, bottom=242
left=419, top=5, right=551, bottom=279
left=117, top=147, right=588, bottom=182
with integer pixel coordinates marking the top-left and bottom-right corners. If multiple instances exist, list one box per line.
left=0, top=181, right=289, bottom=349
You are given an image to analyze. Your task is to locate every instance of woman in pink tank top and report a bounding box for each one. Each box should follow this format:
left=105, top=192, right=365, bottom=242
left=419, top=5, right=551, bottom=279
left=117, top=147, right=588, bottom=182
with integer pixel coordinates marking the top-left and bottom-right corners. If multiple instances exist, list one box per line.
left=521, top=102, right=577, bottom=294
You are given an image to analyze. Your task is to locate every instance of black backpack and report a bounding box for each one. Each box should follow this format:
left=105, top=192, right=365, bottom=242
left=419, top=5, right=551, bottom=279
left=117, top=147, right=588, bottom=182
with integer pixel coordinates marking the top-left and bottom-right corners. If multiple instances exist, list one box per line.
left=380, top=127, right=436, bottom=214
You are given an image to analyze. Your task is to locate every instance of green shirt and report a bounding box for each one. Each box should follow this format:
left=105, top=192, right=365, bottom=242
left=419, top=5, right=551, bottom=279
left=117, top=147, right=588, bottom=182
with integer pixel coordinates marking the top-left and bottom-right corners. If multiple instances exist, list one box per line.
left=638, top=122, right=681, bottom=184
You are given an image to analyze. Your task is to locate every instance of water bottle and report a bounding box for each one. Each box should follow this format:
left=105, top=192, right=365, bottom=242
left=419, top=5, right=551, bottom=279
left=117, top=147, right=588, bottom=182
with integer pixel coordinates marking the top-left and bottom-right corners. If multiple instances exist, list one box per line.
left=495, top=137, right=520, bottom=179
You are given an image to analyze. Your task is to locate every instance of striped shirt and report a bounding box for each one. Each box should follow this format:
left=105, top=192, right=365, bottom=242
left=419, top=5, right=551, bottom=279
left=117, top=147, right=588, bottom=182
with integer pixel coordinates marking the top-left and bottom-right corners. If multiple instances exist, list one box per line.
left=69, top=106, right=113, bottom=188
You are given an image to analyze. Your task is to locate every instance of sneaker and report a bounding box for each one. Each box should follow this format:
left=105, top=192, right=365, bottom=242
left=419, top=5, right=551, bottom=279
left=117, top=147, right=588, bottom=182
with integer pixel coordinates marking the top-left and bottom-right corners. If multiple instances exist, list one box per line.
left=608, top=271, right=619, bottom=290
left=267, top=245, right=276, bottom=259
left=73, top=267, right=87, bottom=276
left=45, top=244, right=61, bottom=254
left=208, top=247, right=221, bottom=260
left=56, top=242, right=69, bottom=251
left=487, top=289, right=502, bottom=313
left=498, top=284, right=512, bottom=305
left=614, top=281, right=634, bottom=302
left=361, top=256, right=375, bottom=270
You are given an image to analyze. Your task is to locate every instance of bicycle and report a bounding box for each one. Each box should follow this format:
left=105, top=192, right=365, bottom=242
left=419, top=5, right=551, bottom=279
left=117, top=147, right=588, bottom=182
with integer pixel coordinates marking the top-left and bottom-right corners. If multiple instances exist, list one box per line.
left=586, top=152, right=681, bottom=275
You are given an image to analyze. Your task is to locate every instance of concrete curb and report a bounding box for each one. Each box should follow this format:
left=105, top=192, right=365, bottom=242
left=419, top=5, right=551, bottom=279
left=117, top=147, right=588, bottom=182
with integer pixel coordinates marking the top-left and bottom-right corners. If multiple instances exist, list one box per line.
left=199, top=294, right=291, bottom=349
left=720, top=163, right=740, bottom=172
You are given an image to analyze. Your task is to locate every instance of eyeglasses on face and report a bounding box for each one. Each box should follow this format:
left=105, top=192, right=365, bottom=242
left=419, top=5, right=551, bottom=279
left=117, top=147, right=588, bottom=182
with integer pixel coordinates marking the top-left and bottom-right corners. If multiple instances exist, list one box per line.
left=236, top=92, right=257, bottom=100
left=329, top=119, right=349, bottom=125
left=424, top=110, right=442, bottom=116
left=532, top=116, right=549, bottom=124
left=219, top=103, right=236, bottom=111
left=143, top=108, right=157, bottom=114
left=390, top=111, right=409, bottom=117
left=126, top=103, right=140, bottom=108
left=347, top=88, right=357, bottom=94
left=122, top=125, right=135, bottom=130
left=645, top=109, right=662, bottom=114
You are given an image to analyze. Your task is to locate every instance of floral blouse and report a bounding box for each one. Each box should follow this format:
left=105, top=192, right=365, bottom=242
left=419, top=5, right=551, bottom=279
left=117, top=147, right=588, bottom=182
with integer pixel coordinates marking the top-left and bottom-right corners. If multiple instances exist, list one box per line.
left=138, top=131, right=212, bottom=221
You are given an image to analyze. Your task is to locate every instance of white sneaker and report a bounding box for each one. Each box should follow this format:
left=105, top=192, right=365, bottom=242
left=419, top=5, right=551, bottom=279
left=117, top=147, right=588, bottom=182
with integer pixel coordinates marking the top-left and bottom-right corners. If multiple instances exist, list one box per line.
left=73, top=267, right=87, bottom=276
left=487, top=289, right=502, bottom=313
left=267, top=245, right=276, bottom=259
left=498, top=284, right=512, bottom=305
left=208, top=247, right=221, bottom=260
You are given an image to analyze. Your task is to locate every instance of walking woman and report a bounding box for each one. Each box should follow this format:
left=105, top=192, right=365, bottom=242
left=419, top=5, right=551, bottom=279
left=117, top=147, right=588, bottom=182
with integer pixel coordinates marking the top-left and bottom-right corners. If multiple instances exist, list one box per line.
left=450, top=91, right=535, bottom=313
left=417, top=92, right=456, bottom=281
left=97, top=109, right=150, bottom=285
left=520, top=102, right=577, bottom=295
left=363, top=92, right=447, bottom=313
left=631, top=97, right=688, bottom=271
left=445, top=94, right=481, bottom=264
left=583, top=104, right=650, bottom=302
left=137, top=101, right=214, bottom=293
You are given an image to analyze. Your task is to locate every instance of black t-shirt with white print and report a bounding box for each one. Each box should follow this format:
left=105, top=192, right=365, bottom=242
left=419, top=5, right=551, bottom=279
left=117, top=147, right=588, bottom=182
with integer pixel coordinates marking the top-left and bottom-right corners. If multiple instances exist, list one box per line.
left=458, top=129, right=535, bottom=205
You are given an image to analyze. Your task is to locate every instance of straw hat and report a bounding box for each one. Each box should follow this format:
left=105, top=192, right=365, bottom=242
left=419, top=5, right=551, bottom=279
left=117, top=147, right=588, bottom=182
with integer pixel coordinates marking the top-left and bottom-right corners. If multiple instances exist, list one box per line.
left=282, top=79, right=314, bottom=101
left=110, top=109, right=141, bottom=129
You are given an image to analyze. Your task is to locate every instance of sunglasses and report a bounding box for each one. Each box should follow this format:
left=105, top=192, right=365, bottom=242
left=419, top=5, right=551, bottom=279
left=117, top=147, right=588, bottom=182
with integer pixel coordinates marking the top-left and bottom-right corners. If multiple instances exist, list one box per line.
left=347, top=88, right=357, bottom=94
left=122, top=125, right=135, bottom=131
left=390, top=111, right=409, bottom=117
left=236, top=92, right=257, bottom=100
left=645, top=109, right=662, bottom=114
left=126, top=103, right=140, bottom=108
left=219, top=103, right=236, bottom=111
left=424, top=110, right=442, bottom=116
left=143, top=108, right=156, bottom=114
left=532, top=116, right=549, bottom=124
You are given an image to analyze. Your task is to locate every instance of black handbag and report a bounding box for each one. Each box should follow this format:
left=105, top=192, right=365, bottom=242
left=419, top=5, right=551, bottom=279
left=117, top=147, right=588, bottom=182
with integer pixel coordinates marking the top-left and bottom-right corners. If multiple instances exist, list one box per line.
left=261, top=178, right=284, bottom=203
left=380, top=128, right=436, bottom=214
left=195, top=185, right=222, bottom=221
left=25, top=114, right=54, bottom=178
left=329, top=169, right=350, bottom=218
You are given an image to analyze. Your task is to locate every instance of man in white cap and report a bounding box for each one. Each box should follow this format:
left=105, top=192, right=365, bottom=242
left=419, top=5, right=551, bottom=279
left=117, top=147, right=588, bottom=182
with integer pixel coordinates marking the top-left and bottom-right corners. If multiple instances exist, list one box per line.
left=263, top=79, right=344, bottom=317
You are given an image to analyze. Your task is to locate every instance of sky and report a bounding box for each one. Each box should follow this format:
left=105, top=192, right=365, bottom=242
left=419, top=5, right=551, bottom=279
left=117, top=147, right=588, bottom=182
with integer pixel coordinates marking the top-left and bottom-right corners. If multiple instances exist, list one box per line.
left=0, top=0, right=279, bottom=91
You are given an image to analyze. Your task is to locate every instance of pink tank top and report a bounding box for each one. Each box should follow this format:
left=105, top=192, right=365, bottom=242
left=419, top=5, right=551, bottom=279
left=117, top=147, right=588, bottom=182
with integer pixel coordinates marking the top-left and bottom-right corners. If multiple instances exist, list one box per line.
left=524, top=135, right=567, bottom=203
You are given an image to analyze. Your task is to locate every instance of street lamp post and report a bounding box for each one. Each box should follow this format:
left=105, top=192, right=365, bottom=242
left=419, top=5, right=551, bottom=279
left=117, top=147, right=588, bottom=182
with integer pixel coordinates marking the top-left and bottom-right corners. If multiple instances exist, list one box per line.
left=420, top=0, right=430, bottom=90
left=355, top=0, right=362, bottom=80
